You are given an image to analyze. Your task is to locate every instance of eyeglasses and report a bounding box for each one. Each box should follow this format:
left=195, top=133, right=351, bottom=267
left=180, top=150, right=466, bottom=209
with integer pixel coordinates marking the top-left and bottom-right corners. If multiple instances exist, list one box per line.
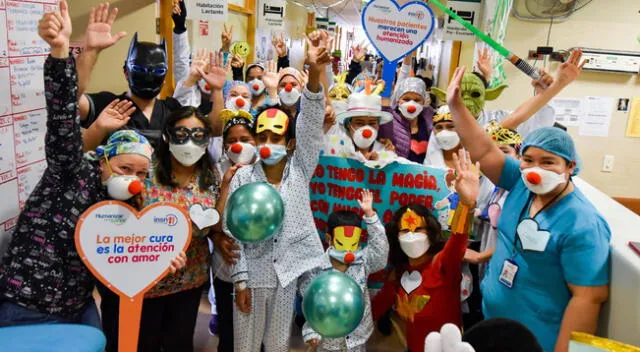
left=127, top=63, right=168, bottom=76
left=167, top=127, right=210, bottom=146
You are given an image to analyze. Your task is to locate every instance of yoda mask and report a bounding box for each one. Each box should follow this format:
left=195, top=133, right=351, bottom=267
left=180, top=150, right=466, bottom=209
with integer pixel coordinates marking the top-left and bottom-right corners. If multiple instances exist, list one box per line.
left=432, top=72, right=507, bottom=118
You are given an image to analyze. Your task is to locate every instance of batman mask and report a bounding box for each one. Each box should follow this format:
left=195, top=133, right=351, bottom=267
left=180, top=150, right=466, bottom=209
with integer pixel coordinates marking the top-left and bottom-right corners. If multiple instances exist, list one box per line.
left=124, top=33, right=168, bottom=99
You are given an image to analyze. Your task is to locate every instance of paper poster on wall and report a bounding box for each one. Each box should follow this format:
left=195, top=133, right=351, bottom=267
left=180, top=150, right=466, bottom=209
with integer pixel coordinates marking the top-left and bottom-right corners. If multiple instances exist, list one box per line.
left=579, top=96, right=614, bottom=137
left=257, top=0, right=285, bottom=30
left=549, top=98, right=583, bottom=127
left=186, top=0, right=228, bottom=22
left=625, top=97, right=640, bottom=138
left=75, top=201, right=192, bottom=352
left=255, top=28, right=275, bottom=61
left=443, top=0, right=483, bottom=41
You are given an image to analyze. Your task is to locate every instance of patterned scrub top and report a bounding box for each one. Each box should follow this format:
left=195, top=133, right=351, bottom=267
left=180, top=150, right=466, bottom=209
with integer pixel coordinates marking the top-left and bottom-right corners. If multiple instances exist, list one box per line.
left=143, top=172, right=220, bottom=298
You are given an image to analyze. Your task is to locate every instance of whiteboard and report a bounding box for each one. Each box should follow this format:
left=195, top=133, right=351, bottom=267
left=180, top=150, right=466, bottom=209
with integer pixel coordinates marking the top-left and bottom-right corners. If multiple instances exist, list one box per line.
left=0, top=0, right=56, bottom=255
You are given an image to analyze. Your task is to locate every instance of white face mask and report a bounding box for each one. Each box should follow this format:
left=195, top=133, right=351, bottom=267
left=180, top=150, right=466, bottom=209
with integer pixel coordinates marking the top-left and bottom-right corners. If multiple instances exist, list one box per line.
left=331, top=100, right=349, bottom=115
left=226, top=142, right=256, bottom=165
left=435, top=130, right=460, bottom=151
left=248, top=79, right=265, bottom=96
left=169, top=141, right=206, bottom=167
left=399, top=232, right=430, bottom=258
left=521, top=167, right=567, bottom=195
left=198, top=79, right=211, bottom=96
left=103, top=174, right=143, bottom=201
left=399, top=101, right=423, bottom=120
left=351, top=125, right=378, bottom=150
left=279, top=86, right=301, bottom=106
left=225, top=96, right=250, bottom=113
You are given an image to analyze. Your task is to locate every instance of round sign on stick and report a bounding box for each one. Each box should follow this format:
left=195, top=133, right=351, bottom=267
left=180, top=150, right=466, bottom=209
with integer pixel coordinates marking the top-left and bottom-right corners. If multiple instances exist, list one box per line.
left=75, top=201, right=191, bottom=352
left=361, top=0, right=435, bottom=97
left=225, top=182, right=285, bottom=243
left=302, top=271, right=365, bottom=338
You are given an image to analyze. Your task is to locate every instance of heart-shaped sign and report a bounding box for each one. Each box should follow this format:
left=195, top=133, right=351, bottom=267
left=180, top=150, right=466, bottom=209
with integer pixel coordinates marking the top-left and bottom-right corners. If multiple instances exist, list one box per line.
left=401, top=270, right=422, bottom=295
left=516, top=218, right=551, bottom=252
left=75, top=201, right=191, bottom=298
left=361, top=0, right=435, bottom=63
left=189, top=204, right=220, bottom=230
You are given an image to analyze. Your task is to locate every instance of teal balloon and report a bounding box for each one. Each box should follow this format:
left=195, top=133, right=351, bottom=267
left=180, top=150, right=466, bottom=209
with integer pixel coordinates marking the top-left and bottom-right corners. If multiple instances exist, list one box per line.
left=225, top=182, right=284, bottom=243
left=302, top=271, right=364, bottom=338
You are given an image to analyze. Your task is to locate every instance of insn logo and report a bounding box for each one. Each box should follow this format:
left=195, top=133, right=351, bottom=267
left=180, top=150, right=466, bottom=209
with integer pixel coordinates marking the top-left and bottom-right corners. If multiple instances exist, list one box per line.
left=154, top=214, right=178, bottom=227
left=408, top=11, right=425, bottom=20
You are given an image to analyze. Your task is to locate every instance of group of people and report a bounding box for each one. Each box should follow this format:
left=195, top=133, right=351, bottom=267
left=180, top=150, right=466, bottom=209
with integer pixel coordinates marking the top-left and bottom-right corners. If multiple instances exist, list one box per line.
left=0, top=1, right=612, bottom=352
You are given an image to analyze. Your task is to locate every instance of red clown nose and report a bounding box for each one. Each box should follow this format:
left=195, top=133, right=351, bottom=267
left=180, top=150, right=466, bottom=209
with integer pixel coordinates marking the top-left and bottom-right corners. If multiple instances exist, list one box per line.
left=362, top=129, right=373, bottom=138
left=344, top=252, right=355, bottom=264
left=253, top=84, right=260, bottom=90
left=204, top=84, right=211, bottom=91
left=236, top=98, right=245, bottom=108
left=260, top=147, right=271, bottom=159
left=230, top=143, right=243, bottom=154
left=285, top=83, right=293, bottom=92
left=526, top=172, right=542, bottom=185
left=128, top=180, right=143, bottom=195
left=407, top=105, right=417, bottom=113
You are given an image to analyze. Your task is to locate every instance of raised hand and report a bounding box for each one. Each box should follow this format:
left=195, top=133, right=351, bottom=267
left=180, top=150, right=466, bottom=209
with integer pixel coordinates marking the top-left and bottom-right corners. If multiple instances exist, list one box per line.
left=476, top=46, right=493, bottom=79
left=304, top=30, right=332, bottom=71
left=357, top=189, right=375, bottom=217
left=189, top=48, right=210, bottom=80
left=198, top=51, right=230, bottom=91
left=261, top=60, right=279, bottom=91
left=452, top=149, right=480, bottom=207
left=446, top=66, right=466, bottom=109
left=85, top=3, right=126, bottom=52
left=95, top=99, right=136, bottom=132
left=230, top=53, right=245, bottom=69
left=221, top=24, right=233, bottom=52
left=172, top=0, right=183, bottom=15
left=555, top=49, right=585, bottom=87
left=531, top=68, right=554, bottom=95
left=272, top=32, right=287, bottom=58
left=352, top=43, right=366, bottom=63
left=38, top=0, right=72, bottom=52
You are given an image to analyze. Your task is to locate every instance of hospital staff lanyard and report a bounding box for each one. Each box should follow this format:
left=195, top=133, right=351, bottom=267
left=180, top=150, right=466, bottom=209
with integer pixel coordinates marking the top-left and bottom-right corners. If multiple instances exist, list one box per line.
left=512, top=180, right=571, bottom=256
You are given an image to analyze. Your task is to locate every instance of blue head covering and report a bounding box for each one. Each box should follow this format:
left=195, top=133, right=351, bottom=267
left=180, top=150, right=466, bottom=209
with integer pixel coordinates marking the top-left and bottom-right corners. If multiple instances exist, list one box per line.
left=223, top=80, right=251, bottom=101
left=95, top=130, right=153, bottom=161
left=521, top=127, right=581, bottom=175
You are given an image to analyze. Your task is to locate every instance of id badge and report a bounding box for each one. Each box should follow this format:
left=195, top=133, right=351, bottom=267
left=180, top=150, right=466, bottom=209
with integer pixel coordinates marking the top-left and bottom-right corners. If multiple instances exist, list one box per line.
left=499, top=259, right=519, bottom=289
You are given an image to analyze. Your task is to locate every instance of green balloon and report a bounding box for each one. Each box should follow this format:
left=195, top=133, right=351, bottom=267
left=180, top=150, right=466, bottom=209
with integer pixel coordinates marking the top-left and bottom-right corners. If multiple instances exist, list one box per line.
left=225, top=182, right=284, bottom=243
left=302, top=271, right=364, bottom=338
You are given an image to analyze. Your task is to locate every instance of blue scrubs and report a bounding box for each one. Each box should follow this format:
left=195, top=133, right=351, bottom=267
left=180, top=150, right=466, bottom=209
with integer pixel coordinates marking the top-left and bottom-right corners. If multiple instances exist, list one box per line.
left=481, top=156, right=611, bottom=351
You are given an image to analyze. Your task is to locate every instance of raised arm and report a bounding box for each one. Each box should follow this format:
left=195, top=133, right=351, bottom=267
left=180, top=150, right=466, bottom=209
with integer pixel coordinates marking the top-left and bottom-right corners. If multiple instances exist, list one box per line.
left=359, top=190, right=389, bottom=274
left=77, top=3, right=127, bottom=120
left=273, top=33, right=290, bottom=69
left=344, top=44, right=365, bottom=84
left=173, top=48, right=209, bottom=107
left=171, top=0, right=190, bottom=83
left=500, top=49, right=585, bottom=131
left=199, top=51, right=230, bottom=136
left=82, top=99, right=137, bottom=151
left=447, top=67, right=505, bottom=185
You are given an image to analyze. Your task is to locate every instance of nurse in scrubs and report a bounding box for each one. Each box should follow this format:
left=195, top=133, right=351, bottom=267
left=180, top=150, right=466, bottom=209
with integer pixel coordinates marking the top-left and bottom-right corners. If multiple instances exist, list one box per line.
left=445, top=53, right=610, bottom=352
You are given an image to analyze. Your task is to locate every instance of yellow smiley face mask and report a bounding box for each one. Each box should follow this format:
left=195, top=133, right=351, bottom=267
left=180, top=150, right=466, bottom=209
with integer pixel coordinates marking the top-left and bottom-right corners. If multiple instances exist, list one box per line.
left=333, top=226, right=362, bottom=252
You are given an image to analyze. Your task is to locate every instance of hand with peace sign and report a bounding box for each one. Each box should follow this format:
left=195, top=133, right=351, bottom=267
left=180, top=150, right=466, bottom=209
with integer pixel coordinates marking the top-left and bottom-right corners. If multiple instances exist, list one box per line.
left=198, top=51, right=230, bottom=92
left=221, top=24, right=233, bottom=52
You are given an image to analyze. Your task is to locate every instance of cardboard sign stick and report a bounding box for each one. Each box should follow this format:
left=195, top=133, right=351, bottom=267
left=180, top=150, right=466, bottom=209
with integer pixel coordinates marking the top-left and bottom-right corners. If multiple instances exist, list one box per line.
left=119, top=294, right=144, bottom=352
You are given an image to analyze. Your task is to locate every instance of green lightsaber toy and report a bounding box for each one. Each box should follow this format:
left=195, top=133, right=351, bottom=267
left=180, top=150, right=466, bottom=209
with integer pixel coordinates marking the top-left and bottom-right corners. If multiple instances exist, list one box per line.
left=428, top=0, right=545, bottom=83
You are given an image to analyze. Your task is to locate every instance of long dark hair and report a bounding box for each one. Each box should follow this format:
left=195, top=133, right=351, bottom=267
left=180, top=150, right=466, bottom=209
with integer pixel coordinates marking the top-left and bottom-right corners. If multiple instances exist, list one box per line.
left=155, top=106, right=216, bottom=189
left=386, top=204, right=446, bottom=274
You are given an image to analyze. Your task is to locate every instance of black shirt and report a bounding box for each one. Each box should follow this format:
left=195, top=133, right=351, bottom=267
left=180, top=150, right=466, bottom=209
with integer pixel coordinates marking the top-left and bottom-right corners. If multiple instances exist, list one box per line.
left=82, top=91, right=182, bottom=148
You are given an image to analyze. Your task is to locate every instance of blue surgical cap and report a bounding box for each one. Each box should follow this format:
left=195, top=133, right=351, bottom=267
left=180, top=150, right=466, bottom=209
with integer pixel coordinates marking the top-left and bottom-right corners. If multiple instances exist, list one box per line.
left=521, top=127, right=581, bottom=175
left=223, top=80, right=250, bottom=101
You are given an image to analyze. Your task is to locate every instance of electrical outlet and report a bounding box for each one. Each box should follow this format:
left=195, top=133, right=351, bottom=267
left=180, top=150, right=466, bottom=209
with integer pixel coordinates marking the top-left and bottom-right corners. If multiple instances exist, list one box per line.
left=528, top=50, right=544, bottom=60
left=602, top=155, right=615, bottom=173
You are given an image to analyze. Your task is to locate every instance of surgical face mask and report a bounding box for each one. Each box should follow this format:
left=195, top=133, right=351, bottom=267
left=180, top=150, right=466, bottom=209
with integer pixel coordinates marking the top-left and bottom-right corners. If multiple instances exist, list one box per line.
left=257, top=143, right=287, bottom=165
left=331, top=100, right=349, bottom=115
left=521, top=167, right=567, bottom=195
left=399, top=101, right=423, bottom=120
left=279, top=85, right=301, bottom=106
left=103, top=173, right=143, bottom=201
left=226, top=142, right=256, bottom=165
left=249, top=78, right=265, bottom=96
left=435, top=130, right=460, bottom=151
left=225, top=96, right=250, bottom=113
left=169, top=140, right=206, bottom=167
left=351, top=125, right=377, bottom=150
left=399, top=232, right=430, bottom=258
left=328, top=247, right=364, bottom=265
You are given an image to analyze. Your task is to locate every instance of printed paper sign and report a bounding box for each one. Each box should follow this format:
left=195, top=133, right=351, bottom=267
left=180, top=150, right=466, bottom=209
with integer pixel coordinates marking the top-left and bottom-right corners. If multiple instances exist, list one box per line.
left=186, top=0, right=228, bottom=22
left=310, top=156, right=452, bottom=241
left=75, top=201, right=191, bottom=352
left=258, top=0, right=286, bottom=30
left=443, top=0, right=482, bottom=41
